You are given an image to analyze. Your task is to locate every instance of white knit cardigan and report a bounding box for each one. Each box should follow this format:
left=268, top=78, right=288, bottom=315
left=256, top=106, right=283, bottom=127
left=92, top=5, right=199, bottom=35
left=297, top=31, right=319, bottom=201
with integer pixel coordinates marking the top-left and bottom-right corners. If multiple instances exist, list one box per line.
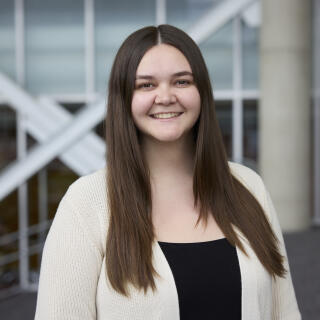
left=34, top=161, right=301, bottom=319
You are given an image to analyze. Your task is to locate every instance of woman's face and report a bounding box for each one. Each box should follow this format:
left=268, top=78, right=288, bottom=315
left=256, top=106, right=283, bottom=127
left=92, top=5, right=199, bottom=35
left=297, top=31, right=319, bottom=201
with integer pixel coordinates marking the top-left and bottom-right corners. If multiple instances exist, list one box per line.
left=131, top=44, right=201, bottom=144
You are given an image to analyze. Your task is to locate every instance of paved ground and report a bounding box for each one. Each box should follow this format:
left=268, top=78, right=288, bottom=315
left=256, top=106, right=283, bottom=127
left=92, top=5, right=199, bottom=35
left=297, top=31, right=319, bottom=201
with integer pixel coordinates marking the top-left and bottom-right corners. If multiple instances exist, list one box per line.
left=284, top=227, right=320, bottom=319
left=0, top=228, right=319, bottom=319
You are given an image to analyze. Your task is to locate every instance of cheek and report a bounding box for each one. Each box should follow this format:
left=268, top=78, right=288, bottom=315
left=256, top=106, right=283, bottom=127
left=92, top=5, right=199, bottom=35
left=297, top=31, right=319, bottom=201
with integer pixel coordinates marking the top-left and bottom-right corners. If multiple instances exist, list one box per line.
left=193, top=93, right=201, bottom=112
left=180, top=88, right=201, bottom=112
left=131, top=93, right=155, bottom=117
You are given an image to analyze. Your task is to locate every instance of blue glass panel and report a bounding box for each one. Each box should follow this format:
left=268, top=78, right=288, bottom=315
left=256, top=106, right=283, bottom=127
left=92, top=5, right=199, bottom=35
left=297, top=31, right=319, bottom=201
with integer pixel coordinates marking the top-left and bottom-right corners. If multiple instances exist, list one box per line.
left=25, top=0, right=85, bottom=94
left=167, top=0, right=220, bottom=31
left=216, top=101, right=232, bottom=158
left=0, top=1, right=15, bottom=80
left=200, top=21, right=233, bottom=90
left=243, top=100, right=258, bottom=170
left=242, top=20, right=259, bottom=90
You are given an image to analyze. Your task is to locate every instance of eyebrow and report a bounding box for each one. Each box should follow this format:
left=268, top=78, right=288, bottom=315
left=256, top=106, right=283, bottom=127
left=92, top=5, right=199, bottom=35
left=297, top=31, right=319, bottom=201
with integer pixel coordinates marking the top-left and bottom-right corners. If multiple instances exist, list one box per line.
left=135, top=71, right=193, bottom=80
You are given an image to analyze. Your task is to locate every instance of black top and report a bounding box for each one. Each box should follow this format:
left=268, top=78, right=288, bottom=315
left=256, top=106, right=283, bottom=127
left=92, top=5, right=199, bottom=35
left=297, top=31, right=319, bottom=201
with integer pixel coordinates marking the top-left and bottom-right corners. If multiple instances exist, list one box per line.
left=158, top=238, right=241, bottom=320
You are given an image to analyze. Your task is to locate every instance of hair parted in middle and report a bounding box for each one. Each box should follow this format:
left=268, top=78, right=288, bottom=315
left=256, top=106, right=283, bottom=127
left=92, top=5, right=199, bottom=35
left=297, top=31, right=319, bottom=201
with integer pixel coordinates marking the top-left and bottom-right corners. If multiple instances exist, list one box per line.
left=105, top=24, right=286, bottom=297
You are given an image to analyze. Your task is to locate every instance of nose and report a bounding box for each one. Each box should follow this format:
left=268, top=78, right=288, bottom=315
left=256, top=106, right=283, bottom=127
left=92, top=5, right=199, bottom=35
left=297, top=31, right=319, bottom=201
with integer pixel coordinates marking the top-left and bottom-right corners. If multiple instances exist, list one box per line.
left=154, top=84, right=177, bottom=105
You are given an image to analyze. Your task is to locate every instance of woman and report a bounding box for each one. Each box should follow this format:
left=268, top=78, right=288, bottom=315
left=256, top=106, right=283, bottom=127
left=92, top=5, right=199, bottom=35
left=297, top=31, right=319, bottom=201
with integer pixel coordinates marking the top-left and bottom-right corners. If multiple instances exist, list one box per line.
left=34, top=25, right=301, bottom=319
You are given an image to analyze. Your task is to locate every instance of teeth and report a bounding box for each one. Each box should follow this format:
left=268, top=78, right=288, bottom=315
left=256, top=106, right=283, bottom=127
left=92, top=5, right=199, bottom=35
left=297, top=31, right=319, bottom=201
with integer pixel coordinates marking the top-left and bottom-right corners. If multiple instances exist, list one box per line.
left=152, top=112, right=181, bottom=119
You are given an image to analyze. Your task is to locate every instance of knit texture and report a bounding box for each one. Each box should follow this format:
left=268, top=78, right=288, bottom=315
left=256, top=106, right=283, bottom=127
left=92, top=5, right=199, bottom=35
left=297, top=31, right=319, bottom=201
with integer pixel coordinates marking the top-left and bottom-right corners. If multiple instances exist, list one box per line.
left=34, top=161, right=301, bottom=320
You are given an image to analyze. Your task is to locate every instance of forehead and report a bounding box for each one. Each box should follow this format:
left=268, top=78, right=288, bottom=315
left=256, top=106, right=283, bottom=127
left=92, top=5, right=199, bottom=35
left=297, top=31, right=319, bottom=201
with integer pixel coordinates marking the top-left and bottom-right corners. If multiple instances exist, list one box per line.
left=136, top=44, right=192, bottom=75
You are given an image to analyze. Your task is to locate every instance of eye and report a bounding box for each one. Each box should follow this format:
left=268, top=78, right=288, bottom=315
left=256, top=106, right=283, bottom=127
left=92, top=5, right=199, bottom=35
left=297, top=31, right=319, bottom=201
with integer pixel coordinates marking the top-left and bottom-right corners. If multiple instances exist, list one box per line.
left=137, top=83, right=154, bottom=89
left=176, top=79, right=191, bottom=86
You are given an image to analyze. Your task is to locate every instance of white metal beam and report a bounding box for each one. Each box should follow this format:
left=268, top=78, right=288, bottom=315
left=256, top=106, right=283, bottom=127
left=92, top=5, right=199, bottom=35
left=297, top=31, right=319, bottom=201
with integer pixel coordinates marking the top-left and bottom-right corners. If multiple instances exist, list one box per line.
left=14, top=0, right=29, bottom=291
left=313, top=0, right=320, bottom=225
left=0, top=100, right=106, bottom=200
left=232, top=16, right=243, bottom=164
left=156, top=0, right=166, bottom=25
left=188, top=0, right=257, bottom=44
left=37, top=168, right=48, bottom=268
left=0, top=72, right=105, bottom=176
left=14, top=0, right=25, bottom=85
left=16, top=106, right=29, bottom=290
left=84, top=0, right=95, bottom=101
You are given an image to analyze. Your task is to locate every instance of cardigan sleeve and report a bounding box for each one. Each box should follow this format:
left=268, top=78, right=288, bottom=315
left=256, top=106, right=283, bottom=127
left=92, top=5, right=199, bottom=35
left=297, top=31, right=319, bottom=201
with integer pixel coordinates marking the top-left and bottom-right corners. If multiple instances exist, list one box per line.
left=34, top=189, right=103, bottom=320
left=262, top=185, right=302, bottom=320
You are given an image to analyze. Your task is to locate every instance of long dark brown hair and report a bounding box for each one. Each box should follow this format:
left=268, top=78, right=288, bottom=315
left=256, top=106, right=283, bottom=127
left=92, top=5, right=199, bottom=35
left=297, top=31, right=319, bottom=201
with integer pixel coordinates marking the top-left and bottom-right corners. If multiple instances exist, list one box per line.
left=105, top=24, right=286, bottom=297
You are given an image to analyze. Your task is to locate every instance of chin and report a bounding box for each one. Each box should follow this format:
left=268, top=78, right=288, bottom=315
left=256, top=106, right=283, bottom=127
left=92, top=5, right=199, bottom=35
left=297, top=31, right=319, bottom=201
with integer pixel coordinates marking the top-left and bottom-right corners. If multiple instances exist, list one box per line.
left=153, top=135, right=184, bottom=143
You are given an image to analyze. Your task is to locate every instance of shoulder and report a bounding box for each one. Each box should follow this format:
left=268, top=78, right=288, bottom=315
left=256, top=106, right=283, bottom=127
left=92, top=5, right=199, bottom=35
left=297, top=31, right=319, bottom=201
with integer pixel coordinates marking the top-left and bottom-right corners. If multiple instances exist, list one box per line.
left=227, top=161, right=266, bottom=211
left=59, top=166, right=109, bottom=254
left=64, top=166, right=109, bottom=222
left=228, top=161, right=263, bottom=188
left=65, top=166, right=107, bottom=205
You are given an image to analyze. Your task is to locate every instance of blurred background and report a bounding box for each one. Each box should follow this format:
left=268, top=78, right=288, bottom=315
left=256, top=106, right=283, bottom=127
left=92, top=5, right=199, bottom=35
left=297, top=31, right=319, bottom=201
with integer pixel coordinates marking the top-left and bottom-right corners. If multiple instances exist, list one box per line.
left=0, top=0, right=319, bottom=319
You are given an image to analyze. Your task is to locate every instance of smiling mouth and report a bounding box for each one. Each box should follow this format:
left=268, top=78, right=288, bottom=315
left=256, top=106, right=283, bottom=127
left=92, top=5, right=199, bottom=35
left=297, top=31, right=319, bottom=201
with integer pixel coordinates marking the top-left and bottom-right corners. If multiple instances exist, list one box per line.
left=150, top=112, right=184, bottom=119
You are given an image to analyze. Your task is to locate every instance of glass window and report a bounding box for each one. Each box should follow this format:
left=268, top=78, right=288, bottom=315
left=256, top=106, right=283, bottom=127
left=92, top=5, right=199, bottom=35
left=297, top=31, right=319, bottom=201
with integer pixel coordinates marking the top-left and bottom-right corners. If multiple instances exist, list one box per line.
left=0, top=106, right=19, bottom=289
left=167, top=0, right=221, bottom=31
left=47, top=159, right=78, bottom=219
left=0, top=183, right=19, bottom=288
left=215, top=100, right=232, bottom=158
left=200, top=21, right=233, bottom=90
left=242, top=20, right=259, bottom=90
left=25, top=0, right=85, bottom=94
left=243, top=99, right=258, bottom=170
left=0, top=1, right=15, bottom=80
left=0, top=106, right=16, bottom=170
left=95, top=0, right=155, bottom=94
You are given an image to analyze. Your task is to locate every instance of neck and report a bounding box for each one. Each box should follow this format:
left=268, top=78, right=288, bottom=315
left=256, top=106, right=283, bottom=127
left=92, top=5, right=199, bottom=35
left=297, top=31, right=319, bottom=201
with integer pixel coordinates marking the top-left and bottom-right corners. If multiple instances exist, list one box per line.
left=141, top=133, right=196, bottom=184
